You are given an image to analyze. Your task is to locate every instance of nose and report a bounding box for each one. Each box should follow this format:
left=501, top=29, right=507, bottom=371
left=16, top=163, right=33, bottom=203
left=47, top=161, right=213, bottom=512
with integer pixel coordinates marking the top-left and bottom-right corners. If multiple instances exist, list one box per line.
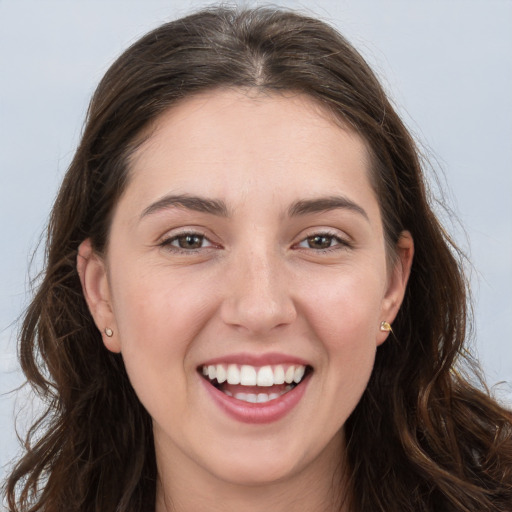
left=220, top=247, right=297, bottom=335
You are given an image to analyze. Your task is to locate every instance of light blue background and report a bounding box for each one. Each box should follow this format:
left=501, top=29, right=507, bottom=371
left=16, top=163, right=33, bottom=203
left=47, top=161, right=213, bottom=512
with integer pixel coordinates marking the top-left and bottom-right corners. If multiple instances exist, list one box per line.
left=1, top=0, right=511, bottom=486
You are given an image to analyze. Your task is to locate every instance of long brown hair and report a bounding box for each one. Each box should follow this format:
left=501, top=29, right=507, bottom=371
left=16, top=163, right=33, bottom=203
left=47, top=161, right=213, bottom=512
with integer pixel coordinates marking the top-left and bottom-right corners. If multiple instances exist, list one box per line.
left=4, top=6, right=512, bottom=511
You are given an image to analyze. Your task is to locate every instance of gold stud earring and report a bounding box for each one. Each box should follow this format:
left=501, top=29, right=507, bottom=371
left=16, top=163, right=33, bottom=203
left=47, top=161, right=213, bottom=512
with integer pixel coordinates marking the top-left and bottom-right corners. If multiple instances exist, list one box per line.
left=380, top=321, right=392, bottom=333
left=104, top=327, right=114, bottom=337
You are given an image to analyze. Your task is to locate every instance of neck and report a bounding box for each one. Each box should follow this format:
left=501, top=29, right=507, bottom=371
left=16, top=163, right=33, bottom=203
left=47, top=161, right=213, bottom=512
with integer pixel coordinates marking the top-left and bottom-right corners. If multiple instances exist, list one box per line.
left=154, top=431, right=350, bottom=512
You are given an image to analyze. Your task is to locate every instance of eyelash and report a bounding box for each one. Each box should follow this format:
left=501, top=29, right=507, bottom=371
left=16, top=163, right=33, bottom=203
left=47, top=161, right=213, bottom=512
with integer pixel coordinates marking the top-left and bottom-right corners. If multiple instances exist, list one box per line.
left=159, top=231, right=215, bottom=254
left=159, top=229, right=351, bottom=255
left=295, top=231, right=352, bottom=253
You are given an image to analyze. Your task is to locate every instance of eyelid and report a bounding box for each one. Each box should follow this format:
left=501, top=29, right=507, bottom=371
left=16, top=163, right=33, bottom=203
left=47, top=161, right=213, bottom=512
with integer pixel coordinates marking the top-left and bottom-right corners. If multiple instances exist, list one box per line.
left=293, top=228, right=353, bottom=251
left=155, top=226, right=352, bottom=255
left=158, top=227, right=220, bottom=253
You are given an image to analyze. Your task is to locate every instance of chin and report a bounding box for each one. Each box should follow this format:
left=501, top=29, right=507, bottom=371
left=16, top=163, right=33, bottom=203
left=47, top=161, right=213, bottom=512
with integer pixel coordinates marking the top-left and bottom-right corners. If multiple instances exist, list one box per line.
left=213, top=461, right=299, bottom=488
left=200, top=445, right=308, bottom=487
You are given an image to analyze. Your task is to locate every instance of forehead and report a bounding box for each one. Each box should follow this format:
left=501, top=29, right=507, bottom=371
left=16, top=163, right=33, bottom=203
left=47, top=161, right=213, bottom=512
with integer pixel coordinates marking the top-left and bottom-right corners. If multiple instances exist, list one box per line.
left=124, top=89, right=376, bottom=214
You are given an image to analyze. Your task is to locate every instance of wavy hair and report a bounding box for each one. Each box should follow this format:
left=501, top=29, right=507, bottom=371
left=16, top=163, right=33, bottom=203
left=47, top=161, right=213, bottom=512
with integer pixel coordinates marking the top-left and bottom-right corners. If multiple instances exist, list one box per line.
left=4, top=6, right=512, bottom=511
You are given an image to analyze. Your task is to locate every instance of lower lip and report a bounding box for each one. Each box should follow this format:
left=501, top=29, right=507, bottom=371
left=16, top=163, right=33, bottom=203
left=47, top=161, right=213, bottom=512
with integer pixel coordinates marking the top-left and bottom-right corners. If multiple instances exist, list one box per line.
left=200, top=375, right=311, bottom=424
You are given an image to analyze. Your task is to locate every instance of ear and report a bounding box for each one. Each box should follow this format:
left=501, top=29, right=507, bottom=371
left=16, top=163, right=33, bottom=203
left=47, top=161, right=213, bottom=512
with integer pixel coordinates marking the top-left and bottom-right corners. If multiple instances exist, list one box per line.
left=77, top=239, right=121, bottom=353
left=377, top=231, right=414, bottom=346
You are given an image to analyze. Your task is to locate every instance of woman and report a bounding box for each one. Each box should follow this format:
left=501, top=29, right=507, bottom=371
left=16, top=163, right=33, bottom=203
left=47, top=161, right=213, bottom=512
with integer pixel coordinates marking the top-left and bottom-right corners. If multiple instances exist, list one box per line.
left=4, top=6, right=512, bottom=512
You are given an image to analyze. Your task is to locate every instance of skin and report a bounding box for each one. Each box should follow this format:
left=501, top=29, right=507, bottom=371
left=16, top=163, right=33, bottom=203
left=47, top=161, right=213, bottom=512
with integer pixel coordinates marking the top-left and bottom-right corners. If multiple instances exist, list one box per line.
left=78, top=89, right=413, bottom=512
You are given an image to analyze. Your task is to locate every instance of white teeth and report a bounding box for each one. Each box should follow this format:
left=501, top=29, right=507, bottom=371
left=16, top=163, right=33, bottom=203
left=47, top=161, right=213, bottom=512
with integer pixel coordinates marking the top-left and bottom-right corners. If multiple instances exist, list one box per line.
left=256, top=366, right=274, bottom=387
left=216, top=364, right=227, bottom=383
left=227, top=364, right=240, bottom=385
left=284, top=366, right=295, bottom=384
left=202, top=363, right=308, bottom=386
left=273, top=365, right=285, bottom=384
left=293, top=365, right=305, bottom=383
left=240, top=365, right=257, bottom=385
left=232, top=388, right=290, bottom=403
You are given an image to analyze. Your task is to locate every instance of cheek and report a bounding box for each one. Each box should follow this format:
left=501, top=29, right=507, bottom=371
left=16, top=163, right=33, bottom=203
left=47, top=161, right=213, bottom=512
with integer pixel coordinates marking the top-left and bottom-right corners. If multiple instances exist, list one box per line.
left=301, top=268, right=385, bottom=404
left=108, top=265, right=217, bottom=384
left=107, top=267, right=223, bottom=427
left=303, top=267, right=385, bottom=344
left=111, top=262, right=211, bottom=336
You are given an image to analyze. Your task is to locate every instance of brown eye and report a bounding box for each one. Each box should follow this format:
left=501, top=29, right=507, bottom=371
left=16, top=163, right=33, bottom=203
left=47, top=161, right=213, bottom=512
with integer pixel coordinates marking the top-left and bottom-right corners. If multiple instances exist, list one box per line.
left=175, top=234, right=204, bottom=249
left=306, top=235, right=336, bottom=249
left=160, top=230, right=218, bottom=254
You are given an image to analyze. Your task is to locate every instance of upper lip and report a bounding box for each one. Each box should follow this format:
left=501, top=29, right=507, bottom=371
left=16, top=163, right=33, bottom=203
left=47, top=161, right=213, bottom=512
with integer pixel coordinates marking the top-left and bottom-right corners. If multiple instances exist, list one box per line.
left=198, top=352, right=311, bottom=368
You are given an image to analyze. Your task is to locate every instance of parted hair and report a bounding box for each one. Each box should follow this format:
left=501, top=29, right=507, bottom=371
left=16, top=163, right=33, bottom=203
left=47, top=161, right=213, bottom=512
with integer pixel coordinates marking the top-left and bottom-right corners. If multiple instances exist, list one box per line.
left=5, top=6, right=512, bottom=512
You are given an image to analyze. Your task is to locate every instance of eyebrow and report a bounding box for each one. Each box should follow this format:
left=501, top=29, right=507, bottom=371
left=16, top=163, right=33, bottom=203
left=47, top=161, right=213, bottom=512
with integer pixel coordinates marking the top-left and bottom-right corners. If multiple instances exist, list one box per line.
left=140, top=193, right=368, bottom=221
left=140, top=194, right=229, bottom=218
left=288, top=196, right=369, bottom=221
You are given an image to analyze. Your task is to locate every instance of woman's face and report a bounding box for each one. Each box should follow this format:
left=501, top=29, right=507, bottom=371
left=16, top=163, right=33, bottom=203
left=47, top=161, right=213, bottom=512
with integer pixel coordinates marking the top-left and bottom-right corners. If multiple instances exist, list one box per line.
left=80, top=89, right=412, bottom=489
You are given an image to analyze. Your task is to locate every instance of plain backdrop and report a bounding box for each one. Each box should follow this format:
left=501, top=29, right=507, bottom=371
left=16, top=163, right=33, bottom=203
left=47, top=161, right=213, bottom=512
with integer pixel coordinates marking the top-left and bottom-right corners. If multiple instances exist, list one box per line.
left=1, top=0, right=511, bottom=485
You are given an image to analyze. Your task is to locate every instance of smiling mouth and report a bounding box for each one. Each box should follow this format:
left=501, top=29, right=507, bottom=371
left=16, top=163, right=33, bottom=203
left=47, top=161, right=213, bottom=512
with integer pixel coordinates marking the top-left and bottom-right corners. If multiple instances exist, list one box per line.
left=199, top=363, right=313, bottom=403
